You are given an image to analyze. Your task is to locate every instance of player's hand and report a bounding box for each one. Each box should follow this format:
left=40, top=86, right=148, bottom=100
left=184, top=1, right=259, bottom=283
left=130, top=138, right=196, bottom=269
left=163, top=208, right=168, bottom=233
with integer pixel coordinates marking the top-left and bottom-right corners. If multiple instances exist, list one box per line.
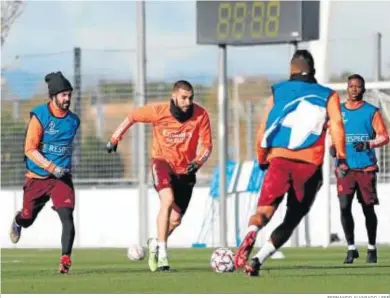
left=106, top=141, right=118, bottom=153
left=258, top=163, right=269, bottom=171
left=335, top=158, right=349, bottom=179
left=186, top=161, right=199, bottom=175
left=329, top=145, right=337, bottom=158
left=353, top=141, right=370, bottom=152
left=53, top=166, right=70, bottom=179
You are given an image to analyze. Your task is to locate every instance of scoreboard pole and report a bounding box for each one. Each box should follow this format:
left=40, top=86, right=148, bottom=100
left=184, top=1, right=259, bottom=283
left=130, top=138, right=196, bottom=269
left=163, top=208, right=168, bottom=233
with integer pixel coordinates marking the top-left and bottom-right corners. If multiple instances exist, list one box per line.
left=290, top=40, right=300, bottom=248
left=309, top=0, right=331, bottom=248
left=289, top=41, right=314, bottom=248
left=218, top=44, right=228, bottom=248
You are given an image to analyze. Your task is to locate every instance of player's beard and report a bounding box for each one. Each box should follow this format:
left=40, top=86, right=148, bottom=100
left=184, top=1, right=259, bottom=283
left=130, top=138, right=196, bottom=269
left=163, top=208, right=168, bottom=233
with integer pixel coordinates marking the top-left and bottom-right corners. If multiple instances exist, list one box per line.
left=170, top=99, right=194, bottom=123
left=54, top=96, right=70, bottom=111
left=349, top=92, right=364, bottom=101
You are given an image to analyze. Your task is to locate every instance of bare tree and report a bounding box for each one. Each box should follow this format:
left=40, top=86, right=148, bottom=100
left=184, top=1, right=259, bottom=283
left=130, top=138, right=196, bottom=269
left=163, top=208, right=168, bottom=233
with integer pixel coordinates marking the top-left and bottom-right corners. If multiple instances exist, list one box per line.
left=1, top=0, right=25, bottom=47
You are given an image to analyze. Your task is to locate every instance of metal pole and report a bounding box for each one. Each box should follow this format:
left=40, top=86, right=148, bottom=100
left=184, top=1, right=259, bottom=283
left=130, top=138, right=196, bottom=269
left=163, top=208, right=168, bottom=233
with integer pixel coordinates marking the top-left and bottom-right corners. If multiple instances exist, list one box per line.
left=290, top=41, right=300, bottom=247
left=319, top=0, right=332, bottom=248
left=373, top=32, right=382, bottom=82
left=95, top=91, right=104, bottom=139
left=246, top=101, right=253, bottom=160
left=218, top=44, right=228, bottom=248
left=292, top=41, right=298, bottom=53
left=233, top=76, right=242, bottom=248
left=12, top=100, right=19, bottom=121
left=233, top=77, right=241, bottom=162
left=322, top=132, right=331, bottom=248
left=131, top=87, right=138, bottom=180
left=137, top=0, right=148, bottom=246
left=373, top=32, right=382, bottom=182
left=73, top=47, right=82, bottom=178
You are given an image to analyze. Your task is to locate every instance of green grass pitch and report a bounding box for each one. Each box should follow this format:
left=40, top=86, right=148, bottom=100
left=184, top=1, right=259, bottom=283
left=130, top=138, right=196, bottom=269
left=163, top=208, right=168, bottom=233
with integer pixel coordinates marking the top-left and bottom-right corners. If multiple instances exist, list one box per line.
left=1, top=247, right=390, bottom=293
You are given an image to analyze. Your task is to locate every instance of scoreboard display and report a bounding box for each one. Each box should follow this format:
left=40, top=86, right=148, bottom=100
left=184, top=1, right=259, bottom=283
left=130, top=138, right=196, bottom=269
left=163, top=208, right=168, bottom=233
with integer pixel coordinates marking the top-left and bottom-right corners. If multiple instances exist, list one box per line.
left=196, top=1, right=320, bottom=45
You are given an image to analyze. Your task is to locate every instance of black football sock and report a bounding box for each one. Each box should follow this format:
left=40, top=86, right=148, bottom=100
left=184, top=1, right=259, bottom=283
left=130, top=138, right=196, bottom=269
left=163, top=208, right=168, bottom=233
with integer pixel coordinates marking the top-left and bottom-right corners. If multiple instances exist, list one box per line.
left=362, top=205, right=377, bottom=247
left=58, top=208, right=75, bottom=256
left=339, top=194, right=355, bottom=247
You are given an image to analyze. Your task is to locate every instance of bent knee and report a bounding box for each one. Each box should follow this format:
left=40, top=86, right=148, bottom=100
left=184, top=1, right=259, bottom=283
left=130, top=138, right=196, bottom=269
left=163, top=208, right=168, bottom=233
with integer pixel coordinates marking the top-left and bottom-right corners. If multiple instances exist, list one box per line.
left=17, top=214, right=34, bottom=228
left=339, top=194, right=353, bottom=211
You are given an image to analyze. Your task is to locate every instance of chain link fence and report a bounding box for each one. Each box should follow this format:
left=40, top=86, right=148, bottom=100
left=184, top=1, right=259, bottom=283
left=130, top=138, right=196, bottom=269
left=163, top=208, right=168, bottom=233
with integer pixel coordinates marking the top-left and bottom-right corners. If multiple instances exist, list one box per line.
left=1, top=39, right=390, bottom=188
left=0, top=48, right=218, bottom=188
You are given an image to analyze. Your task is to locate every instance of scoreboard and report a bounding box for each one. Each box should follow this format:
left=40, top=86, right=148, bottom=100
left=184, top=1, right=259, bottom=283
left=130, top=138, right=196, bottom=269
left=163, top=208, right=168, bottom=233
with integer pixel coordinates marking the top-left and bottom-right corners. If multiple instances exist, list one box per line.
left=196, top=1, right=320, bottom=45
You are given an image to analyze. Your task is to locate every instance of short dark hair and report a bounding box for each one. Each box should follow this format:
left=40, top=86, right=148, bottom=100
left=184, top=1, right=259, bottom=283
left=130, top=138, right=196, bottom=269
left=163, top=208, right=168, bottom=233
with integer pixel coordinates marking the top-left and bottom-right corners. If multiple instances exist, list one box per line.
left=172, top=80, right=193, bottom=92
left=290, top=49, right=315, bottom=75
left=348, top=74, right=365, bottom=89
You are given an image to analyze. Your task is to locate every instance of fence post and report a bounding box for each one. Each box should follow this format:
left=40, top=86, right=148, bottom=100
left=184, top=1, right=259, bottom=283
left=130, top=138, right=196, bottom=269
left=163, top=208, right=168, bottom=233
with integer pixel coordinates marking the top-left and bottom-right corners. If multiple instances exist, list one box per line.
left=73, top=47, right=82, bottom=178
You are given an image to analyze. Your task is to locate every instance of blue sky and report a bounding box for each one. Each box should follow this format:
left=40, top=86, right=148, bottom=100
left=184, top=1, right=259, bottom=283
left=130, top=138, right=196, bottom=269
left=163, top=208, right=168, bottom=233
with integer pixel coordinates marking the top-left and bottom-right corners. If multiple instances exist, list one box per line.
left=2, top=0, right=390, bottom=84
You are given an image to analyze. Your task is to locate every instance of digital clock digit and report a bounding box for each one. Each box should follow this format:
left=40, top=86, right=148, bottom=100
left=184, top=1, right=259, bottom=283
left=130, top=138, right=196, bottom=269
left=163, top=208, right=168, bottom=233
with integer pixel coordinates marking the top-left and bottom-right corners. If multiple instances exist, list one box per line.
left=215, top=1, right=280, bottom=41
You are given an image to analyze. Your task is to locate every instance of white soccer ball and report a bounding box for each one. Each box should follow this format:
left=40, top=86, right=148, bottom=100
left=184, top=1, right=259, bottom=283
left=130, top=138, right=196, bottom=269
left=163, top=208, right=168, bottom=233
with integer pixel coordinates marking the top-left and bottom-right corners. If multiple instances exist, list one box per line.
left=127, top=244, right=146, bottom=261
left=210, top=247, right=235, bottom=273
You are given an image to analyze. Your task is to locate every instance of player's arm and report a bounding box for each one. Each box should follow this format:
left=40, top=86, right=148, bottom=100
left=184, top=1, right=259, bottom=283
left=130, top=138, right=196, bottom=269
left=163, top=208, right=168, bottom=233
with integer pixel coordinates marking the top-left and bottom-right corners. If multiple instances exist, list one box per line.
left=194, top=112, right=213, bottom=167
left=24, top=116, right=57, bottom=173
left=369, top=111, right=389, bottom=148
left=328, top=131, right=337, bottom=158
left=352, top=110, right=389, bottom=152
left=327, top=92, right=349, bottom=178
left=327, top=92, right=346, bottom=159
left=255, top=95, right=274, bottom=167
left=108, top=104, right=158, bottom=148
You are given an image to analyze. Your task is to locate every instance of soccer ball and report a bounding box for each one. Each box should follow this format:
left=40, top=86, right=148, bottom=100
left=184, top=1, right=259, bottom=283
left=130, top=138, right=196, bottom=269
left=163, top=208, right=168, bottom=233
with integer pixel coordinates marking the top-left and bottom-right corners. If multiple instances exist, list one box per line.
left=210, top=247, right=235, bottom=273
left=127, top=244, right=146, bottom=261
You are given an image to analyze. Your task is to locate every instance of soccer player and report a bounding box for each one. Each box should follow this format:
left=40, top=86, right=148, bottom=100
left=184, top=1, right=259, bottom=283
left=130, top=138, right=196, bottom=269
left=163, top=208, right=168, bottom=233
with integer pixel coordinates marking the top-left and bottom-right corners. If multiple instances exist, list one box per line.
left=330, top=74, right=389, bottom=264
left=106, top=80, right=212, bottom=271
left=234, top=50, right=348, bottom=277
left=9, top=72, right=80, bottom=274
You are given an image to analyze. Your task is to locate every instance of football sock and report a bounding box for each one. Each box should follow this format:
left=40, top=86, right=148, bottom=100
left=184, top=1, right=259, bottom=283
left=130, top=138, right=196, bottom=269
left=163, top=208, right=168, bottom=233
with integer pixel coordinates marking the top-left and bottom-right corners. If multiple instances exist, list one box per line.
left=341, top=212, right=355, bottom=246
left=58, top=208, right=75, bottom=256
left=339, top=194, right=355, bottom=246
left=245, top=225, right=259, bottom=235
left=362, top=205, right=377, bottom=247
left=253, top=241, right=276, bottom=264
left=158, top=241, right=167, bottom=259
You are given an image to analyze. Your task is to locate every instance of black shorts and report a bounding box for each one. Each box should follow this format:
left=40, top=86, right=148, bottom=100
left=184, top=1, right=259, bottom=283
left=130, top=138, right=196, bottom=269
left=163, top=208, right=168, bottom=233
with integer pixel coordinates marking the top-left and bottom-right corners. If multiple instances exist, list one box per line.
left=152, top=159, right=196, bottom=215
